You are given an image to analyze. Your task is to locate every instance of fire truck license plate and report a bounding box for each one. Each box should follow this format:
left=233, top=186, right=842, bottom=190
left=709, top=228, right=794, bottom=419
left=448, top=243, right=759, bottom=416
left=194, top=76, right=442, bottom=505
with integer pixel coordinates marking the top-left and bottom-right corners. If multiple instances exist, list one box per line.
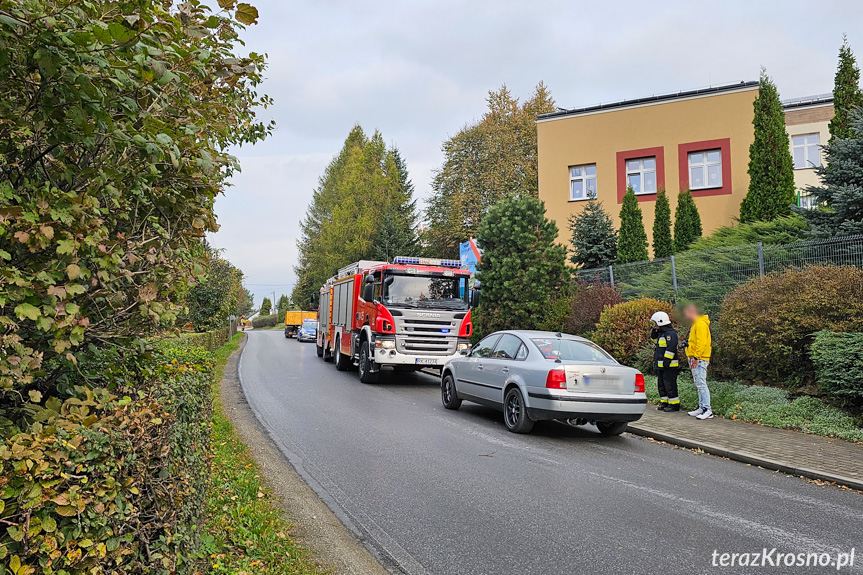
left=416, top=358, right=439, bottom=365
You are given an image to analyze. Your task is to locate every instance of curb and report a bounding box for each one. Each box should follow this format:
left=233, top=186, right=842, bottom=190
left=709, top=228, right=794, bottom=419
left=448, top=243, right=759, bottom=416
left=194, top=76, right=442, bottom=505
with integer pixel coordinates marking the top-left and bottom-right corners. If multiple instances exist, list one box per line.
left=626, top=425, right=863, bottom=491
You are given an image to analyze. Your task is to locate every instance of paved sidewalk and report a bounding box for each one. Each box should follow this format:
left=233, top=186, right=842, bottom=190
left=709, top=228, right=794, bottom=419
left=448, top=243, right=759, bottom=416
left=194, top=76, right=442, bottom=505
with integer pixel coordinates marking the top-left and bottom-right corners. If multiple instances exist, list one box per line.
left=627, top=409, right=863, bottom=490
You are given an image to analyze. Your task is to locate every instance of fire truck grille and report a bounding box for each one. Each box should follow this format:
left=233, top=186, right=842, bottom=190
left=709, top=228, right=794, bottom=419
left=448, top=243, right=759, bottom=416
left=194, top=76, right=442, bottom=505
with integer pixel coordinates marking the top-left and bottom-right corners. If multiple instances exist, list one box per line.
left=395, top=317, right=458, bottom=356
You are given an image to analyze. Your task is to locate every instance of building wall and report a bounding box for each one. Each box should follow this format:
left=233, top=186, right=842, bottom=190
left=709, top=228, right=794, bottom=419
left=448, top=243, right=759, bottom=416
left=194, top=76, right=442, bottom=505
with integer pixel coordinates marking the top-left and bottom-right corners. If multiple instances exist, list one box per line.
left=537, top=87, right=758, bottom=255
left=784, top=104, right=833, bottom=196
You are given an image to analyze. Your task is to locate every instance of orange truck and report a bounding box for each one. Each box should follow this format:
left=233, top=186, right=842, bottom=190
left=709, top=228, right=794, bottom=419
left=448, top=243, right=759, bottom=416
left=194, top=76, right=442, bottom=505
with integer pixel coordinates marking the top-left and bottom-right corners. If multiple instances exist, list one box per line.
left=284, top=310, right=317, bottom=338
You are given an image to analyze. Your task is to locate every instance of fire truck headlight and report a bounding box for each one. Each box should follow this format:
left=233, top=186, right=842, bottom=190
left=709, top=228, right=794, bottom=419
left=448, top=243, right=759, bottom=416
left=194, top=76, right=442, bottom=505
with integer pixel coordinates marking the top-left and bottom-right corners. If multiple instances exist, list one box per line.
left=378, top=339, right=395, bottom=350
left=457, top=342, right=471, bottom=353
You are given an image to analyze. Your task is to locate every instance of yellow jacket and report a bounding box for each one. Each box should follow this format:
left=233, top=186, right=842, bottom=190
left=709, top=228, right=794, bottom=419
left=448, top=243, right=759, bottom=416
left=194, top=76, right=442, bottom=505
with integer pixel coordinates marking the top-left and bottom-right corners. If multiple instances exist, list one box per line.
left=686, top=315, right=712, bottom=360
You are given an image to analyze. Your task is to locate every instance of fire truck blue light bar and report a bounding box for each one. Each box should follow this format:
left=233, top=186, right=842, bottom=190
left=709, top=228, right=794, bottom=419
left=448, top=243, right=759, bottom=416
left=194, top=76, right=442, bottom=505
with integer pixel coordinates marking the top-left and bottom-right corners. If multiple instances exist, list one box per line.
left=393, top=256, right=463, bottom=268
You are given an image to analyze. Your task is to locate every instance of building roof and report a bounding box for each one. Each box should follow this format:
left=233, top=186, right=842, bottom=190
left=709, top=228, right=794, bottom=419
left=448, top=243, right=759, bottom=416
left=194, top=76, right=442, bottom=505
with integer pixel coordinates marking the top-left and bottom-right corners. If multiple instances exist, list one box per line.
left=537, top=81, right=759, bottom=122
left=782, top=93, right=834, bottom=110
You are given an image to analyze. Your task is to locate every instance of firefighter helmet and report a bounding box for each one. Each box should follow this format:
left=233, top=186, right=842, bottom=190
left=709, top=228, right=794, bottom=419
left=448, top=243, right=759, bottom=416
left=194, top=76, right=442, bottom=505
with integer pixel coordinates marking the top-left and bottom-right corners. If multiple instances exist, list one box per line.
left=650, top=311, right=671, bottom=326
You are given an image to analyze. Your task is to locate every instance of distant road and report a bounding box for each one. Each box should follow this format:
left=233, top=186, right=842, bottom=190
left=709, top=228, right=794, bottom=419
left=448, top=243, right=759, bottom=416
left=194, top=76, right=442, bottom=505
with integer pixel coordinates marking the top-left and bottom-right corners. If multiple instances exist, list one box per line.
left=239, top=331, right=863, bottom=575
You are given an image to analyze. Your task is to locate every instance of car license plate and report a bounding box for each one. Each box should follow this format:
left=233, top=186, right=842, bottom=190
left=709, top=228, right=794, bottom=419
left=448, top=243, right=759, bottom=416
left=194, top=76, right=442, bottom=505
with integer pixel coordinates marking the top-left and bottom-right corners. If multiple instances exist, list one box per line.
left=416, top=358, right=439, bottom=365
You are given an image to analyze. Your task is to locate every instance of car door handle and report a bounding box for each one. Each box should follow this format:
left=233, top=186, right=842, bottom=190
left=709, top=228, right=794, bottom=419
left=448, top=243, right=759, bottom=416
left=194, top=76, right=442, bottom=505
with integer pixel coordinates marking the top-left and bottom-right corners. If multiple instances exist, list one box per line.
left=501, top=367, right=510, bottom=374
left=477, top=364, right=484, bottom=370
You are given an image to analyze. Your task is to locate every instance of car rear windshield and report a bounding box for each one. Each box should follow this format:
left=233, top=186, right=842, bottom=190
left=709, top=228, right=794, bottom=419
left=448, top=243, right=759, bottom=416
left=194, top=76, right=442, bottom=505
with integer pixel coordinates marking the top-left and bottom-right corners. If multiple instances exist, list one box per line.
left=530, top=338, right=615, bottom=363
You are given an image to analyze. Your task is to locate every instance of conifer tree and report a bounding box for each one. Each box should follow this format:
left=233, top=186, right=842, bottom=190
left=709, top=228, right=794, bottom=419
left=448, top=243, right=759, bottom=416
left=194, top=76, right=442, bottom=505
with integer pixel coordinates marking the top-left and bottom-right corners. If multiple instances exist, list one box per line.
left=740, top=70, right=796, bottom=222
left=652, top=189, right=673, bottom=258
left=829, top=35, right=863, bottom=141
left=674, top=190, right=703, bottom=252
left=260, top=297, right=272, bottom=316
left=617, top=188, right=649, bottom=264
left=567, top=200, right=617, bottom=268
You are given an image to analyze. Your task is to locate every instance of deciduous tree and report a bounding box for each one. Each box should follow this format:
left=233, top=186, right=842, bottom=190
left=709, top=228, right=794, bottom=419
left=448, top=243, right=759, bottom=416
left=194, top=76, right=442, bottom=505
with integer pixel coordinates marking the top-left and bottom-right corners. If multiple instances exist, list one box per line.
left=740, top=70, right=796, bottom=222
left=476, top=197, right=568, bottom=334
left=617, top=188, right=649, bottom=264
left=567, top=200, right=617, bottom=268
left=425, top=84, right=556, bottom=257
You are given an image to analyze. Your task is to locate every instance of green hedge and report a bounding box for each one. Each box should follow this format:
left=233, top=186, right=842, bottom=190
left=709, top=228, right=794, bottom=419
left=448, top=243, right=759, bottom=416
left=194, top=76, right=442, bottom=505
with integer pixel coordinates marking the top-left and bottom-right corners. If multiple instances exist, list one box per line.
left=251, top=314, right=280, bottom=329
left=719, top=265, right=863, bottom=387
left=591, top=297, right=674, bottom=366
left=810, top=331, right=863, bottom=409
left=0, top=342, right=215, bottom=574
left=181, top=326, right=233, bottom=351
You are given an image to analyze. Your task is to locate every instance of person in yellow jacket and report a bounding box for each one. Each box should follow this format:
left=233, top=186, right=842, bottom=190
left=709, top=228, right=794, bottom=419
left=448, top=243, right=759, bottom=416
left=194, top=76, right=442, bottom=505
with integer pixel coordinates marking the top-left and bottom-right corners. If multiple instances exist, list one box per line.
left=684, top=304, right=713, bottom=420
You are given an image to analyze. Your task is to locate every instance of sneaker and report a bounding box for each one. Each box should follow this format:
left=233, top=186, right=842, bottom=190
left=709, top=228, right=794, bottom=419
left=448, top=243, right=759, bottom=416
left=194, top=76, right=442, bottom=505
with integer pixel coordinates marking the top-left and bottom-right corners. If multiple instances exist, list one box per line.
left=688, top=407, right=706, bottom=417
left=696, top=409, right=714, bottom=420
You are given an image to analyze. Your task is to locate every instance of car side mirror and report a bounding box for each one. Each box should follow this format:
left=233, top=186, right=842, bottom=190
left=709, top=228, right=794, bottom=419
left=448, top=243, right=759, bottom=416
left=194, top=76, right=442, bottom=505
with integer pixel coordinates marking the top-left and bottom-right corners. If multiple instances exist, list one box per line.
left=363, top=275, right=374, bottom=302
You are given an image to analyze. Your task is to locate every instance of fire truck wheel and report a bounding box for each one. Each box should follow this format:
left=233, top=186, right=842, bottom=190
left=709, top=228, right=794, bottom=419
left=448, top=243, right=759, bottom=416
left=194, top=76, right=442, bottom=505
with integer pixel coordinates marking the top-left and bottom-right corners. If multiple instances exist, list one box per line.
left=358, top=340, right=380, bottom=384
left=334, top=337, right=351, bottom=371
left=316, top=344, right=324, bottom=357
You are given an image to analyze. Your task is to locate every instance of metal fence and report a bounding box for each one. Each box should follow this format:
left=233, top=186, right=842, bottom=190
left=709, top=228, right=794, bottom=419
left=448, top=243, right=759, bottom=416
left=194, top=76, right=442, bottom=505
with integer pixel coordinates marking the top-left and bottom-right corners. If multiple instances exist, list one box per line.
left=574, top=235, right=863, bottom=315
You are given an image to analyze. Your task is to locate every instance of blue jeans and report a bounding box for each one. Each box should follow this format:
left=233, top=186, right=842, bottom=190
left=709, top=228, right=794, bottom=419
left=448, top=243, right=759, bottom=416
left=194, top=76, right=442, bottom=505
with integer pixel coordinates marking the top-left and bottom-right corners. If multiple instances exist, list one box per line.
left=691, top=360, right=710, bottom=409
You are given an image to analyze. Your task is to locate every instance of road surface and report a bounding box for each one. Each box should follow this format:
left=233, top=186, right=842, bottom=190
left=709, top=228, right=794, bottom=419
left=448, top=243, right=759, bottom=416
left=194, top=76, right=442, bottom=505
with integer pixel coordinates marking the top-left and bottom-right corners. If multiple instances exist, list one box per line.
left=238, top=331, right=862, bottom=575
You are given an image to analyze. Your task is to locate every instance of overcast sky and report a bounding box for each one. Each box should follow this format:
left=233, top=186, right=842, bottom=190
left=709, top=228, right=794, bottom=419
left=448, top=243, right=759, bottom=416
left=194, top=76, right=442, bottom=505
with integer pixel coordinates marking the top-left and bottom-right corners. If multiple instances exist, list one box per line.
left=208, top=0, right=863, bottom=307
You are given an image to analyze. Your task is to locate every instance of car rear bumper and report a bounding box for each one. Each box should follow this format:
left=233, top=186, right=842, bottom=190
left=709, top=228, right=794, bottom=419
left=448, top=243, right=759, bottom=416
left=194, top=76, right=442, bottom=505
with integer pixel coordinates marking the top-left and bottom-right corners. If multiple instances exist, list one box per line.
left=525, top=390, right=647, bottom=422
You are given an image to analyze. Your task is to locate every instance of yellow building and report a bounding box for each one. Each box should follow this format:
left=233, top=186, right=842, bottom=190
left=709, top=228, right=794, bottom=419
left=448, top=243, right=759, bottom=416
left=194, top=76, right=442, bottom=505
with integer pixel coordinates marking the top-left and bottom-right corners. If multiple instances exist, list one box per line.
left=783, top=94, right=834, bottom=208
left=537, top=82, right=834, bottom=255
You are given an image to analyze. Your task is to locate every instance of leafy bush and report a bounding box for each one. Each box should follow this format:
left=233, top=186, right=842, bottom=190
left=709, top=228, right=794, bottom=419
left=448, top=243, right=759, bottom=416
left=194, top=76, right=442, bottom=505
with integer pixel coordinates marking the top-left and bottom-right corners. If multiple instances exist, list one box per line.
left=591, top=297, right=673, bottom=365
left=810, top=331, right=863, bottom=409
left=643, top=376, right=863, bottom=442
left=252, top=314, right=281, bottom=329
left=0, top=343, right=214, bottom=573
left=719, top=266, right=863, bottom=386
left=565, top=282, right=622, bottom=336
left=181, top=326, right=234, bottom=352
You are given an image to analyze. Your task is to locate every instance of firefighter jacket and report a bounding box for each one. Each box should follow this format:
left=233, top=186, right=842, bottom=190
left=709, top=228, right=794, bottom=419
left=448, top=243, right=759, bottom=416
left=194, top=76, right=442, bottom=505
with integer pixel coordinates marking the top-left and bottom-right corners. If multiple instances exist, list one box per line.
left=651, top=325, right=679, bottom=369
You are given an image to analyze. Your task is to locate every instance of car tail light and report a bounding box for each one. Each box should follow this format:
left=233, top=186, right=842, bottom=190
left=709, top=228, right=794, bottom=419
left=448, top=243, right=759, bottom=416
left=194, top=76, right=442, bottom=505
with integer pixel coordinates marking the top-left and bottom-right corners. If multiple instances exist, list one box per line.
left=546, top=368, right=567, bottom=389
left=634, top=373, right=645, bottom=393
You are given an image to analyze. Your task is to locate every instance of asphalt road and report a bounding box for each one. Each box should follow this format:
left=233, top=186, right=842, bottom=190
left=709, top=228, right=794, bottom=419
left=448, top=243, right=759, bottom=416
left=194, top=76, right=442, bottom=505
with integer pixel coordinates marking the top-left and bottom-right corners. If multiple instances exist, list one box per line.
left=239, top=331, right=863, bottom=575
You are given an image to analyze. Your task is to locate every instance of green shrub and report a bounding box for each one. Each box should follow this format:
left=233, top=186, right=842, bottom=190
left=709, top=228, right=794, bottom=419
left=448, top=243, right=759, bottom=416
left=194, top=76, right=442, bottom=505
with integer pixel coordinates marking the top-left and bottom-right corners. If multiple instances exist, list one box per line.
left=810, top=331, right=863, bottom=409
left=181, top=326, right=233, bottom=351
left=591, top=297, right=673, bottom=365
left=643, top=376, right=863, bottom=442
left=565, top=282, right=622, bottom=336
left=0, top=344, right=214, bottom=573
left=719, top=265, right=863, bottom=386
left=251, top=314, right=281, bottom=329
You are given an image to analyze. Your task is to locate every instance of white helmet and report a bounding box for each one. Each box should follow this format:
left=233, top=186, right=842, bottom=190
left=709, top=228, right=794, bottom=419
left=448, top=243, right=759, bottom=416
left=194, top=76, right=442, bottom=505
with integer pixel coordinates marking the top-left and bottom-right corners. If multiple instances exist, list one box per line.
left=650, top=311, right=671, bottom=326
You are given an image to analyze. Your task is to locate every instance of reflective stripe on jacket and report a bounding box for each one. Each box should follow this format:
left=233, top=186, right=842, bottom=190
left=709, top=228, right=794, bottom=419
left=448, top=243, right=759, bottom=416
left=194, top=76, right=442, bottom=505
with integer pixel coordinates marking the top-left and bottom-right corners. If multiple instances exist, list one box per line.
left=651, top=325, right=679, bottom=369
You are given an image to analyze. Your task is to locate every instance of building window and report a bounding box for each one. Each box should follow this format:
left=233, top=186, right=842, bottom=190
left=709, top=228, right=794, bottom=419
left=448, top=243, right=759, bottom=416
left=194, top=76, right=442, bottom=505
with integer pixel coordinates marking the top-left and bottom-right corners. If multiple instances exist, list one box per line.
left=688, top=149, right=722, bottom=190
left=798, top=192, right=818, bottom=210
left=792, top=133, right=821, bottom=169
left=569, top=164, right=597, bottom=201
left=625, top=157, right=657, bottom=195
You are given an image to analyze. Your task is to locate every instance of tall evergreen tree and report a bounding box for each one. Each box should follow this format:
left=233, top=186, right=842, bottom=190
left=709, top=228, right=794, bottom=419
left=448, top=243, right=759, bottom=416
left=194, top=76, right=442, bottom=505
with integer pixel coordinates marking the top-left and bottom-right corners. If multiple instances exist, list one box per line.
left=260, top=297, right=272, bottom=316
left=796, top=111, right=863, bottom=237
left=652, top=189, right=673, bottom=258
left=567, top=200, right=617, bottom=268
left=829, top=36, right=863, bottom=141
left=740, top=70, right=796, bottom=223
left=617, top=188, right=649, bottom=264
left=476, top=197, right=568, bottom=334
left=673, top=190, right=703, bottom=252
left=425, top=83, right=557, bottom=257
left=293, top=126, right=417, bottom=304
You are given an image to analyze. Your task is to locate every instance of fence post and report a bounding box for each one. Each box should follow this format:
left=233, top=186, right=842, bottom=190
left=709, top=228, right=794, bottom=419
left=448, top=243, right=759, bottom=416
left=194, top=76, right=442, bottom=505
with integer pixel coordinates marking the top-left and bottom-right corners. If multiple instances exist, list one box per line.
left=670, top=255, right=679, bottom=301
left=757, top=242, right=765, bottom=278
left=608, top=265, right=615, bottom=289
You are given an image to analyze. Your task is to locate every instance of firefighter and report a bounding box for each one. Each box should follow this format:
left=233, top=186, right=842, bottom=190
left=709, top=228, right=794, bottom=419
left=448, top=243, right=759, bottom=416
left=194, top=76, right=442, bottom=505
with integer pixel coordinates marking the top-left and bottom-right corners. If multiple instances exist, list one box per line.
left=650, top=311, right=680, bottom=412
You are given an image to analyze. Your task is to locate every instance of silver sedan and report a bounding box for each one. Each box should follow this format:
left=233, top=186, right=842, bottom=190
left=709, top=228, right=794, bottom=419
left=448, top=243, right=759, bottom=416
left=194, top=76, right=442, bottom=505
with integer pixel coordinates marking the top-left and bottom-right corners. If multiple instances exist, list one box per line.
left=440, top=330, right=647, bottom=434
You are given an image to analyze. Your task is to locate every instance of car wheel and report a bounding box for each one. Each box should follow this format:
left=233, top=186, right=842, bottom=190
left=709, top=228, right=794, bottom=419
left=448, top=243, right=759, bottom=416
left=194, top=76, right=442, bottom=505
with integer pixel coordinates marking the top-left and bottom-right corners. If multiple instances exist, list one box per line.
left=596, top=421, right=629, bottom=436
left=334, top=337, right=351, bottom=371
left=441, top=373, right=461, bottom=410
left=358, top=341, right=380, bottom=384
left=503, top=388, right=534, bottom=433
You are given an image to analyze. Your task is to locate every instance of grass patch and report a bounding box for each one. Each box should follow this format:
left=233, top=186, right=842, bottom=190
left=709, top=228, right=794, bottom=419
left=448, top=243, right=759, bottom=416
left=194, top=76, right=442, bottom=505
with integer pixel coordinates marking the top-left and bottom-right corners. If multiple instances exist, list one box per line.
left=644, top=373, right=863, bottom=442
left=202, top=333, right=327, bottom=574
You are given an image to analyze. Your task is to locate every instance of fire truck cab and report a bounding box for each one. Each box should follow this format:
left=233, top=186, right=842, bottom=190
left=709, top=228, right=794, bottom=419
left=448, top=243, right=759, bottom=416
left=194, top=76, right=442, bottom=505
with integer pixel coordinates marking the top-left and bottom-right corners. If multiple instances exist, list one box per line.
left=316, top=257, right=474, bottom=383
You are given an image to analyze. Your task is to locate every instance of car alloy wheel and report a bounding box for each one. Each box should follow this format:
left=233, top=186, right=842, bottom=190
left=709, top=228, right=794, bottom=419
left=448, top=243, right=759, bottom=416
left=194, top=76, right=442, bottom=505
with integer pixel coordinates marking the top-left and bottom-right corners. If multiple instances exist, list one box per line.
left=503, top=388, right=534, bottom=433
left=441, top=374, right=461, bottom=410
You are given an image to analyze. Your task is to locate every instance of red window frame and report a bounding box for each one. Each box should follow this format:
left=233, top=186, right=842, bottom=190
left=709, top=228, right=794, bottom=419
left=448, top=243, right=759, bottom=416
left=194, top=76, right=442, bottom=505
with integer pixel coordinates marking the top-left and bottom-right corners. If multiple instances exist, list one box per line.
left=678, top=138, right=732, bottom=198
left=616, top=146, right=665, bottom=204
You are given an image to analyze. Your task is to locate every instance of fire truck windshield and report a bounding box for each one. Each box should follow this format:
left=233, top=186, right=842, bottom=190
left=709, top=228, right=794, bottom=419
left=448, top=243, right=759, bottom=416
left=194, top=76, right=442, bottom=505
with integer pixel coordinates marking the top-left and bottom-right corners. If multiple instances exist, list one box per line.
left=382, top=274, right=469, bottom=310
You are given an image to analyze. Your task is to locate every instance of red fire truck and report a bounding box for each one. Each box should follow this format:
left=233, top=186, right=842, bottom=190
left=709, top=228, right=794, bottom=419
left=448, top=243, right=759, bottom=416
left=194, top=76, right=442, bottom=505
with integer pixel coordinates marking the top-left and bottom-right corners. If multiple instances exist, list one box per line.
left=316, top=257, right=475, bottom=383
